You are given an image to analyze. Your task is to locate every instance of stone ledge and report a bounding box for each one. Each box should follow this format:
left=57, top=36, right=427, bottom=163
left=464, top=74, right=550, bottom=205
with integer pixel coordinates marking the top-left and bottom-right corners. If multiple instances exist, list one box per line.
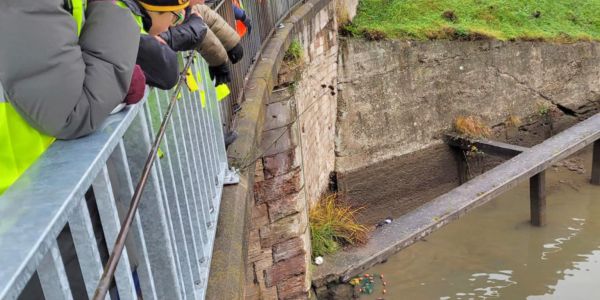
left=206, top=0, right=335, bottom=298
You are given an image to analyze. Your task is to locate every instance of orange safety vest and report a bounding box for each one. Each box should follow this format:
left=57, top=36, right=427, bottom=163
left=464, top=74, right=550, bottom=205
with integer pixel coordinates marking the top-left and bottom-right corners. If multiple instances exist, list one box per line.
left=232, top=0, right=247, bottom=37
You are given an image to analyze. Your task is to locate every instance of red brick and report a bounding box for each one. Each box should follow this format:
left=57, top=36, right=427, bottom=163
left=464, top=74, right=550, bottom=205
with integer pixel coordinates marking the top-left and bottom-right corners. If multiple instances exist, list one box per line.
left=259, top=212, right=307, bottom=249
left=277, top=275, right=309, bottom=300
left=263, top=148, right=301, bottom=179
left=267, top=192, right=305, bottom=222
left=251, top=204, right=269, bottom=229
left=272, top=237, right=306, bottom=263
left=264, top=255, right=306, bottom=288
left=254, top=169, right=303, bottom=204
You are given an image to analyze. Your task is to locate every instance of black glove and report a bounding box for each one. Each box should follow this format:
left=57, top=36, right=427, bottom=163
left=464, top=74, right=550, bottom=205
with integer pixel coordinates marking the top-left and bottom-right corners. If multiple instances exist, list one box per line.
left=227, top=43, right=244, bottom=64
left=159, top=14, right=207, bottom=52
left=209, top=64, right=231, bottom=86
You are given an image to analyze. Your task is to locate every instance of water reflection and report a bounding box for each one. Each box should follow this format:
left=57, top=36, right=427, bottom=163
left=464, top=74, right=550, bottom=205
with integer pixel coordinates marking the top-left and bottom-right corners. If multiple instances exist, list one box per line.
left=361, top=149, right=600, bottom=300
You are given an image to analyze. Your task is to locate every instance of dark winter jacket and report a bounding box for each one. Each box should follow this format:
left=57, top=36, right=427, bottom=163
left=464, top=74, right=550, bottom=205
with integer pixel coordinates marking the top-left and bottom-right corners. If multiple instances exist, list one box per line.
left=118, top=0, right=180, bottom=90
left=159, top=14, right=208, bottom=52
left=0, top=0, right=139, bottom=139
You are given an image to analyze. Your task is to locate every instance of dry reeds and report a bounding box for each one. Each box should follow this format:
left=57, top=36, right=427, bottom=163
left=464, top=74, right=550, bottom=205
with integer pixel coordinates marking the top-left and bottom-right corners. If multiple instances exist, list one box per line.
left=454, top=116, right=491, bottom=138
left=309, top=194, right=370, bottom=257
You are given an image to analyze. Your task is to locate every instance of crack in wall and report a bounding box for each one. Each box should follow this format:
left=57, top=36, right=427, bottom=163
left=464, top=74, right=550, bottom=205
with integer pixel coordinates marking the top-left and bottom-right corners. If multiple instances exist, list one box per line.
left=490, top=65, right=578, bottom=116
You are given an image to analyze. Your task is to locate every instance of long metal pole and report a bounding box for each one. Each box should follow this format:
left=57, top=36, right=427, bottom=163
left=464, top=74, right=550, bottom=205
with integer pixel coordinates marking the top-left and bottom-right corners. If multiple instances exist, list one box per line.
left=93, top=54, right=196, bottom=300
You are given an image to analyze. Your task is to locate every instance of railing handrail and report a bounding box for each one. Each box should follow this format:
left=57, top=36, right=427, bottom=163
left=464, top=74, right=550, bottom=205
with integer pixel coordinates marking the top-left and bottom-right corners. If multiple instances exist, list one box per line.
left=0, top=100, right=143, bottom=299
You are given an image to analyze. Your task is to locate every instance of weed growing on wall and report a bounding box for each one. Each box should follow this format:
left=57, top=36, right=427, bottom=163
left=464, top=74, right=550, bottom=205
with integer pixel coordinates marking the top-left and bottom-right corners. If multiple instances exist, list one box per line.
left=454, top=116, right=491, bottom=138
left=309, top=194, right=370, bottom=258
left=284, top=39, right=304, bottom=64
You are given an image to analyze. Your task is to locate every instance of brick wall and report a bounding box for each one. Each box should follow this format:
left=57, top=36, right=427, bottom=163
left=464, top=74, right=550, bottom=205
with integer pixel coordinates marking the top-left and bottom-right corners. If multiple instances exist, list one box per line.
left=245, top=1, right=339, bottom=299
left=295, top=7, right=339, bottom=207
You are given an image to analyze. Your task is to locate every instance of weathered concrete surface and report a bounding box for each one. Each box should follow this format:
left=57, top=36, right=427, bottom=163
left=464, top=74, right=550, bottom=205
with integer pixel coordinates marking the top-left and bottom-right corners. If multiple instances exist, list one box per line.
left=338, top=142, right=459, bottom=225
left=335, top=0, right=358, bottom=24
left=314, top=113, right=600, bottom=288
left=336, top=39, right=600, bottom=174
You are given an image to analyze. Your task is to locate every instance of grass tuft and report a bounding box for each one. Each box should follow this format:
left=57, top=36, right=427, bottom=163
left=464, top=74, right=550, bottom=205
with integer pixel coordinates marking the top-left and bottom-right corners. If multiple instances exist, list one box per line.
left=454, top=116, right=491, bottom=138
left=309, top=194, right=370, bottom=258
left=284, top=39, right=303, bottom=64
left=347, top=0, right=600, bottom=42
left=505, top=115, right=522, bottom=128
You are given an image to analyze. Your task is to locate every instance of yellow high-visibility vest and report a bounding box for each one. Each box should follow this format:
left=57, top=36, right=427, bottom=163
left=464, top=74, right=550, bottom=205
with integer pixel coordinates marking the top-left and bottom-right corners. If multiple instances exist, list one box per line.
left=116, top=1, right=148, bottom=34
left=0, top=0, right=86, bottom=195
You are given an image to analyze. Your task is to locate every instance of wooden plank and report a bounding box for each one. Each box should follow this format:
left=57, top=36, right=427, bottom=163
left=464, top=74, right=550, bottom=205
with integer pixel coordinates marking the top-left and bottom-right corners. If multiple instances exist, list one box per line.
left=313, top=113, right=600, bottom=287
left=445, top=133, right=529, bottom=159
left=530, top=172, right=546, bottom=226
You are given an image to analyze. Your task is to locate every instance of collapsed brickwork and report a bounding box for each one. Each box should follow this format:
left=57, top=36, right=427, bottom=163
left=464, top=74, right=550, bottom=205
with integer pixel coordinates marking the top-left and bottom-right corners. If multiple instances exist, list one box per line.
left=244, top=1, right=340, bottom=299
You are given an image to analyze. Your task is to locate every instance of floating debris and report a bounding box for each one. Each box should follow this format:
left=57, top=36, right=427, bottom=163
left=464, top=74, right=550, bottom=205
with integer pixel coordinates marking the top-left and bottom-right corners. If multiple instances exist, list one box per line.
left=376, top=217, right=393, bottom=228
left=350, top=273, right=389, bottom=296
left=314, top=256, right=324, bottom=265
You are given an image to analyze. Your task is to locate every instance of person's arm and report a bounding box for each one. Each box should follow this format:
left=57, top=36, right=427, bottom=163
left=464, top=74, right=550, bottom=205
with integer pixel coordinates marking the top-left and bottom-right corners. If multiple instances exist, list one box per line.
left=233, top=5, right=245, bottom=20
left=194, top=4, right=240, bottom=51
left=159, top=14, right=208, bottom=52
left=0, top=0, right=139, bottom=139
left=136, top=35, right=180, bottom=90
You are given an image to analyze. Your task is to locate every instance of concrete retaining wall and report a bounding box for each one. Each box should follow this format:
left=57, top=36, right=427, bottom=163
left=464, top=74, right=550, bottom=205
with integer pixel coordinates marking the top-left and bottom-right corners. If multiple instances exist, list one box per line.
left=335, top=39, right=600, bottom=223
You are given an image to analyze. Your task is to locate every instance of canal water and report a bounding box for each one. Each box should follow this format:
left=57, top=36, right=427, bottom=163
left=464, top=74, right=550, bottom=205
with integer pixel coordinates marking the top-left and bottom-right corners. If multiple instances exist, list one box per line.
left=361, top=148, right=600, bottom=300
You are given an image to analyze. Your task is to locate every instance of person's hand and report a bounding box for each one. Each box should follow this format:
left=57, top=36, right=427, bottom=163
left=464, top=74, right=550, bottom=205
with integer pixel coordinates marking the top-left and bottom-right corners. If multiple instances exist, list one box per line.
left=208, top=64, right=231, bottom=86
left=227, top=43, right=244, bottom=64
left=125, top=65, right=146, bottom=105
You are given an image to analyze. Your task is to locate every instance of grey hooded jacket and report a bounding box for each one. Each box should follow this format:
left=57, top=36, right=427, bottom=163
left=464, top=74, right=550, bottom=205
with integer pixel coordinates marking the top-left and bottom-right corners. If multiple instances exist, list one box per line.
left=0, top=0, right=139, bottom=139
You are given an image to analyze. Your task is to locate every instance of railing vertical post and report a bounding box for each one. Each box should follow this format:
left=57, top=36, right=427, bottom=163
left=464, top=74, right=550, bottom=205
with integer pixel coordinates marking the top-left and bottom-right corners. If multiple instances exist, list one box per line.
left=70, top=200, right=113, bottom=300
left=37, top=241, right=74, bottom=300
left=123, top=111, right=183, bottom=300
left=92, top=167, right=138, bottom=300
left=530, top=171, right=546, bottom=226
left=108, top=141, right=158, bottom=300
left=591, top=140, right=600, bottom=185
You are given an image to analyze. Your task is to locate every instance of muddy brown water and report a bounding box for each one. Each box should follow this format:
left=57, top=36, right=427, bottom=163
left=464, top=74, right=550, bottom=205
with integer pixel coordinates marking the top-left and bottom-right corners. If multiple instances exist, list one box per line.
left=359, top=148, right=600, bottom=300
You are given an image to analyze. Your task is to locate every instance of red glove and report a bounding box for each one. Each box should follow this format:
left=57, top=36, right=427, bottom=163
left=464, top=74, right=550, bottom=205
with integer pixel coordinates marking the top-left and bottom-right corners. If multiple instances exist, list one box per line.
left=125, top=64, right=146, bottom=105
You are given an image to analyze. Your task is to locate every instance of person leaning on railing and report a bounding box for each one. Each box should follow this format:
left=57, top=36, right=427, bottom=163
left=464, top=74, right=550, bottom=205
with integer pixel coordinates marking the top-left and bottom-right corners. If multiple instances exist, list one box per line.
left=115, top=0, right=204, bottom=90
left=0, top=0, right=145, bottom=195
left=160, top=0, right=244, bottom=87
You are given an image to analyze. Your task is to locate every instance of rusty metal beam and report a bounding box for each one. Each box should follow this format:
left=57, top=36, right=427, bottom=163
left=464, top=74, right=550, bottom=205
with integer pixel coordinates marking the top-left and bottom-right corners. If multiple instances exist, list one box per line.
left=445, top=133, right=529, bottom=159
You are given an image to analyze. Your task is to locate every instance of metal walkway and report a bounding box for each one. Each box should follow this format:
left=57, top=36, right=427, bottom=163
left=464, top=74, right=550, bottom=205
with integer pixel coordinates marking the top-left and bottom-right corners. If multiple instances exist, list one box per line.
left=312, top=113, right=600, bottom=287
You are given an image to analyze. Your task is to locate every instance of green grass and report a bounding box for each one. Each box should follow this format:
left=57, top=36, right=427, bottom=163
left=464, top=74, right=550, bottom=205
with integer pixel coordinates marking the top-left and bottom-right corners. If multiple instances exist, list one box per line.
left=284, top=39, right=303, bottom=63
left=346, top=0, right=600, bottom=42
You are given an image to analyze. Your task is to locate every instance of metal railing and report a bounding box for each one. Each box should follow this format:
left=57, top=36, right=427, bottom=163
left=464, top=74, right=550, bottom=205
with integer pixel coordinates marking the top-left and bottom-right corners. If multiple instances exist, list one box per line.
left=0, top=54, right=229, bottom=299
left=0, top=1, right=304, bottom=299
left=214, top=0, right=303, bottom=130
